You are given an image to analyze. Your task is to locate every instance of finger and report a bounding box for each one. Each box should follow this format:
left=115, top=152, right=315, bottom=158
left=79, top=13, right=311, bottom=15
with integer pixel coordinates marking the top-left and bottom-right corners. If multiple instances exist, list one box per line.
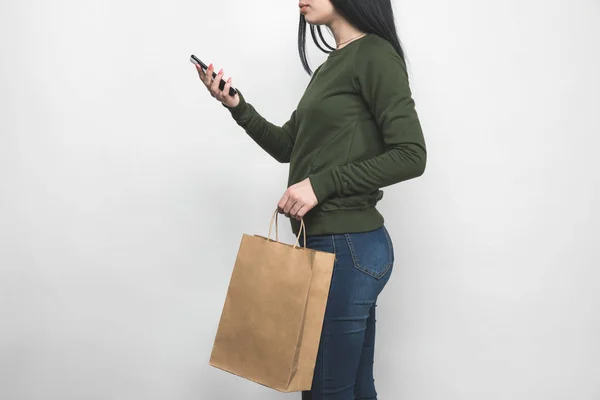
left=285, top=203, right=296, bottom=218
left=221, top=77, right=232, bottom=102
left=278, top=194, right=289, bottom=214
left=210, top=68, right=224, bottom=96
left=290, top=202, right=303, bottom=219
left=283, top=195, right=297, bottom=216
left=296, top=204, right=308, bottom=220
left=216, top=76, right=230, bottom=102
left=280, top=196, right=296, bottom=218
left=203, top=63, right=214, bottom=86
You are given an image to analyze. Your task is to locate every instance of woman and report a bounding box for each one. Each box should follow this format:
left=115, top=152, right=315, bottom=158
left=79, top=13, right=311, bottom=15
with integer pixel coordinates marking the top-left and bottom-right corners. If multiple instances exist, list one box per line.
left=196, top=0, right=426, bottom=398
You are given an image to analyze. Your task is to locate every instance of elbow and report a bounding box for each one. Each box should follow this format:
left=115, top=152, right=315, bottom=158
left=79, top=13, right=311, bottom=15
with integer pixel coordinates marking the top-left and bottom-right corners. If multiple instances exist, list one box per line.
left=274, top=146, right=293, bottom=163
left=396, top=144, right=427, bottom=180
left=274, top=152, right=291, bottom=164
left=415, top=150, right=427, bottom=177
left=405, top=158, right=426, bottom=181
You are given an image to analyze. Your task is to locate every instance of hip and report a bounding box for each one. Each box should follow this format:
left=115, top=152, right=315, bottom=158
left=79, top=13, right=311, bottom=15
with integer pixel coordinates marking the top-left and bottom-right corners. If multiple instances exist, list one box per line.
left=305, top=225, right=395, bottom=281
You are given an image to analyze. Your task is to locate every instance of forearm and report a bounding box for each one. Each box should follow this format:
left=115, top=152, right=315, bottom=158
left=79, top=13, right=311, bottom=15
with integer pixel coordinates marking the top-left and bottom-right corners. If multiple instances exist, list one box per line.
left=223, top=90, right=295, bottom=163
left=309, top=142, right=426, bottom=202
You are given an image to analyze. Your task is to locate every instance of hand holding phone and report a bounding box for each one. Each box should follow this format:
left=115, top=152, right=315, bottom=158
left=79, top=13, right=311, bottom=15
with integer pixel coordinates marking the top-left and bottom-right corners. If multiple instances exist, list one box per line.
left=190, top=54, right=238, bottom=98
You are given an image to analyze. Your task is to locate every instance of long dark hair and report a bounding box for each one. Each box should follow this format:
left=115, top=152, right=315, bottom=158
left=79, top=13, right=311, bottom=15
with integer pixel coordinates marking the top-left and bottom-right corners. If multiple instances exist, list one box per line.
left=298, top=0, right=406, bottom=75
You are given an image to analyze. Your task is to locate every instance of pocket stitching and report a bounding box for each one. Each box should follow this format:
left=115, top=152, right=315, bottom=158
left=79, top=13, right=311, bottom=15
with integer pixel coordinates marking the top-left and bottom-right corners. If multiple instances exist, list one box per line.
left=344, top=231, right=392, bottom=280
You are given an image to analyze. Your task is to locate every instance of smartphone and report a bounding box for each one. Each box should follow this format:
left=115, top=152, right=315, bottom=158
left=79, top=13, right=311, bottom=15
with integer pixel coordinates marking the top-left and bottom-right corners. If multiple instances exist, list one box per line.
left=190, top=54, right=238, bottom=97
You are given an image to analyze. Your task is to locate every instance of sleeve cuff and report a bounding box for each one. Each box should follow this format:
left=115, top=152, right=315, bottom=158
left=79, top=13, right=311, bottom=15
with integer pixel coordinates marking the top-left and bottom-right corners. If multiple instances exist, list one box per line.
left=222, top=89, right=250, bottom=121
left=309, top=168, right=339, bottom=203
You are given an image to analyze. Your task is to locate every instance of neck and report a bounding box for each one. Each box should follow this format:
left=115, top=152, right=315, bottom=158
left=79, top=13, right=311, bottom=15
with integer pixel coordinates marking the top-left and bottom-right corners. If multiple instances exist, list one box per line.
left=327, top=20, right=365, bottom=49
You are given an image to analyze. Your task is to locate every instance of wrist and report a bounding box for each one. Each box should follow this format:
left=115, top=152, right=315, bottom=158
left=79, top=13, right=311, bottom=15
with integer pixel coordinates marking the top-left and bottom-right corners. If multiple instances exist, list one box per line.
left=308, top=168, right=338, bottom=203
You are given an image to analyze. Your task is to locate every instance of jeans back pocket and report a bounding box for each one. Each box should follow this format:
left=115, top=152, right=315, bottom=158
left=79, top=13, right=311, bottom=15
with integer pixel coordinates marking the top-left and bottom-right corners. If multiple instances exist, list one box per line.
left=344, top=226, right=394, bottom=279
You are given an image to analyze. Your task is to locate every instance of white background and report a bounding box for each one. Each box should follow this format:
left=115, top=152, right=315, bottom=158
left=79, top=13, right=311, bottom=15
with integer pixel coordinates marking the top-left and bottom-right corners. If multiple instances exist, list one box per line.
left=1, top=0, right=599, bottom=399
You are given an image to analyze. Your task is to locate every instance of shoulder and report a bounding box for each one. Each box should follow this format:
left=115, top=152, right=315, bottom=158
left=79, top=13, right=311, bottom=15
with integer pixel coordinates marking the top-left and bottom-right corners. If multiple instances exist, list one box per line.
left=353, top=34, right=407, bottom=79
left=356, top=34, right=401, bottom=60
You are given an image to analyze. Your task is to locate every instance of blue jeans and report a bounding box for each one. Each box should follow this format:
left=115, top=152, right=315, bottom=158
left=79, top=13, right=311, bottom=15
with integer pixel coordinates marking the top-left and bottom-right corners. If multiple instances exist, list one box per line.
left=301, top=225, right=394, bottom=400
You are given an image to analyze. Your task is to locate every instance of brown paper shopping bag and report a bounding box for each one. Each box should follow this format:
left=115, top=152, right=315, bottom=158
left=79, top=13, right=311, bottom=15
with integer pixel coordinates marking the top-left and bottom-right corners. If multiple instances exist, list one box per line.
left=209, top=209, right=335, bottom=392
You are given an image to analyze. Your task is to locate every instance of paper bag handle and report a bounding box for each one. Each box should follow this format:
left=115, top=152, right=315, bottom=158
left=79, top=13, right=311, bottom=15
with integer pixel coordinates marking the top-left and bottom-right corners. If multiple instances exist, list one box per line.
left=267, top=209, right=307, bottom=249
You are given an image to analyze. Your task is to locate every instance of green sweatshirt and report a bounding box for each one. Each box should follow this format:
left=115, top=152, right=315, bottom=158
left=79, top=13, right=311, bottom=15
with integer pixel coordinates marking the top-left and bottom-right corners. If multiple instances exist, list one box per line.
left=223, top=33, right=426, bottom=236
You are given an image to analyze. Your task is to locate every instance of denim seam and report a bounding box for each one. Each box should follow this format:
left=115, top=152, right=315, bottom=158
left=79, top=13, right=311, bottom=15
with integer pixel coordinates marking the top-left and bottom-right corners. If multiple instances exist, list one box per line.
left=321, top=235, right=336, bottom=400
left=321, top=332, right=326, bottom=400
left=383, top=226, right=394, bottom=263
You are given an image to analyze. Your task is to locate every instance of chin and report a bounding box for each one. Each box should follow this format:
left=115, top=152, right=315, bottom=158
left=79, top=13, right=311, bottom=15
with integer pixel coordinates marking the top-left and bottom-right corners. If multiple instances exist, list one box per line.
left=304, top=15, right=327, bottom=25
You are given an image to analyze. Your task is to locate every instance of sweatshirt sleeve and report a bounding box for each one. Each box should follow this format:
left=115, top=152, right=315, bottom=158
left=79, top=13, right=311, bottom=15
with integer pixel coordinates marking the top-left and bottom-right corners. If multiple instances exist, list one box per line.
left=221, top=64, right=323, bottom=164
left=308, top=43, right=427, bottom=202
left=222, top=90, right=296, bottom=163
